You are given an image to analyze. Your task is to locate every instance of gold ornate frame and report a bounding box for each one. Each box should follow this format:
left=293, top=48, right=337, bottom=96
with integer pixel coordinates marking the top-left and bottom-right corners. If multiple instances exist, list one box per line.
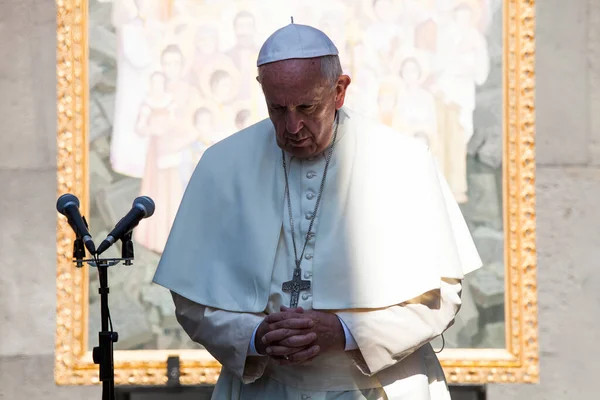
left=55, top=0, right=538, bottom=386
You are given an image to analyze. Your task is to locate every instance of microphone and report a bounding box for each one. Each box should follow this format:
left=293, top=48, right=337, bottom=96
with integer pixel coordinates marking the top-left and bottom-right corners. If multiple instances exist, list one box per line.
left=96, top=196, right=155, bottom=256
left=57, top=193, right=96, bottom=255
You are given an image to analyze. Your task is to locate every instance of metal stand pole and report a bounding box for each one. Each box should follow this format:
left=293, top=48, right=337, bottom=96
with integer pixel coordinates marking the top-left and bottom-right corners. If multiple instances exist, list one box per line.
left=92, top=261, right=118, bottom=400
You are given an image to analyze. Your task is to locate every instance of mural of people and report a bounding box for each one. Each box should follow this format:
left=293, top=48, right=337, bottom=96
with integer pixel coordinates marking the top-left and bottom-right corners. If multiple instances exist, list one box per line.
left=377, top=77, right=400, bottom=127
left=188, top=24, right=221, bottom=92
left=110, top=0, right=168, bottom=178
left=106, top=0, right=491, bottom=253
left=91, top=0, right=502, bottom=352
left=436, top=1, right=490, bottom=140
left=392, top=54, right=438, bottom=147
left=133, top=70, right=182, bottom=253
left=179, top=106, right=216, bottom=186
left=199, top=57, right=242, bottom=140
left=161, top=44, right=196, bottom=114
left=435, top=0, right=490, bottom=201
left=224, top=10, right=259, bottom=101
left=361, top=0, right=409, bottom=75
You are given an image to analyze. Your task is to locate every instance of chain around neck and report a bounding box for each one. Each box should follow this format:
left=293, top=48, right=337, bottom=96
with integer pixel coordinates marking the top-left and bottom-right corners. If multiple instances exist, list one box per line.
left=281, top=111, right=340, bottom=270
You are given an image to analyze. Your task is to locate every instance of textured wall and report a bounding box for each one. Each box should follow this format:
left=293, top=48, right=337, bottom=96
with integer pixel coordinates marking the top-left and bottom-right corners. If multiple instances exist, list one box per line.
left=0, top=0, right=598, bottom=399
left=488, top=0, right=600, bottom=398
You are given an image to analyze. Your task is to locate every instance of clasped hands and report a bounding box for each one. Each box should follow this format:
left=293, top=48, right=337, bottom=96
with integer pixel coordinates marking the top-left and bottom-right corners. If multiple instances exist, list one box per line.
left=254, top=306, right=345, bottom=365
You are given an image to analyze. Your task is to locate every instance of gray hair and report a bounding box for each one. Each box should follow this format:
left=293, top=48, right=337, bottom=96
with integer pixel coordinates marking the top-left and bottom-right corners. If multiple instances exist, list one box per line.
left=257, top=55, right=343, bottom=88
left=319, top=55, right=343, bottom=87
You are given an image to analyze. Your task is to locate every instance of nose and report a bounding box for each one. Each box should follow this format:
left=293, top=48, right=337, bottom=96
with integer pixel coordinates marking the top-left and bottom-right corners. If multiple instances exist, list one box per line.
left=285, top=110, right=304, bottom=134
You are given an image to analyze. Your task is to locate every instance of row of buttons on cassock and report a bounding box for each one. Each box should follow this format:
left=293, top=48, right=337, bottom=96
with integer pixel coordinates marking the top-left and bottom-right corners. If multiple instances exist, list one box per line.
left=303, top=165, right=317, bottom=303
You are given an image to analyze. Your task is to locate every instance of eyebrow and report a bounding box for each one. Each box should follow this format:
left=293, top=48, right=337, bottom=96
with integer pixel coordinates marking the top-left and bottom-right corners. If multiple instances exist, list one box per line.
left=270, top=100, right=321, bottom=108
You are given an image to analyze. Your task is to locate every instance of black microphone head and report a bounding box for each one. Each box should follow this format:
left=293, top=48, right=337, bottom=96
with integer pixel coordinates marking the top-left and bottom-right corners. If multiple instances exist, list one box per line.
left=57, top=193, right=80, bottom=215
left=133, top=196, right=155, bottom=217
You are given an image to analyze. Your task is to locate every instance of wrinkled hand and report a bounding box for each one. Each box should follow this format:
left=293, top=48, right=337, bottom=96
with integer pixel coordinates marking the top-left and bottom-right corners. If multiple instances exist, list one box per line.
left=254, top=306, right=314, bottom=358
left=261, top=306, right=345, bottom=365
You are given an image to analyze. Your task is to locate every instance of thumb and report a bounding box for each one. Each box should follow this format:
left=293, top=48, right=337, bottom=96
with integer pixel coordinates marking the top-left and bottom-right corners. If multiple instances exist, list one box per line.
left=280, top=305, right=305, bottom=313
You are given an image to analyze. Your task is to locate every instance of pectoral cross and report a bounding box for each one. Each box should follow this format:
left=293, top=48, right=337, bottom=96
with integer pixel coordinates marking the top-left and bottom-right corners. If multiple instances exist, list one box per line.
left=282, top=266, right=311, bottom=308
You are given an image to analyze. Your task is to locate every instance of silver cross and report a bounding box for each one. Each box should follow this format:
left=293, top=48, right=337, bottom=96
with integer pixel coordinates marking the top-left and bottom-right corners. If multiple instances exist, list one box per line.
left=282, top=267, right=311, bottom=308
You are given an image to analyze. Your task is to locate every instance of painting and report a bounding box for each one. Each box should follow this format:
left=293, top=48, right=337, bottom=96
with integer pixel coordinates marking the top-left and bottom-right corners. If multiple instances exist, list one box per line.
left=56, top=0, right=538, bottom=385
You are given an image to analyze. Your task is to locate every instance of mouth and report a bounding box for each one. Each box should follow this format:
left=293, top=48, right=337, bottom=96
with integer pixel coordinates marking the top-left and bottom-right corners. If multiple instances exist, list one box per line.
left=288, top=137, right=310, bottom=146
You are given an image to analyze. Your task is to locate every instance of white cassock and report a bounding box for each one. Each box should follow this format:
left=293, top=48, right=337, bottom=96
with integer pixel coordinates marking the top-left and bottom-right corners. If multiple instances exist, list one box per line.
left=154, top=107, right=482, bottom=399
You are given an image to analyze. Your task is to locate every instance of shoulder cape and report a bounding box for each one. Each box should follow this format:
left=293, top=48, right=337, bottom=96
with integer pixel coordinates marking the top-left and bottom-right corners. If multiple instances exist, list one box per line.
left=153, top=108, right=481, bottom=312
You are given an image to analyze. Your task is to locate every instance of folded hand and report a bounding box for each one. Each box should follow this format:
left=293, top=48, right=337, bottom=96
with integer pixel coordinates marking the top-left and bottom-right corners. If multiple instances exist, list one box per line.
left=259, top=306, right=345, bottom=365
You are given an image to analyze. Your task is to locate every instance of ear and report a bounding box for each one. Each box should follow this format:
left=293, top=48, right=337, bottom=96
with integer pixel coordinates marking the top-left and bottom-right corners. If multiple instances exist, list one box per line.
left=334, top=75, right=352, bottom=109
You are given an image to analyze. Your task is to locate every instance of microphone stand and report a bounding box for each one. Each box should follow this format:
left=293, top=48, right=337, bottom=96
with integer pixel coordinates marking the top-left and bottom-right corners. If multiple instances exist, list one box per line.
left=94, top=258, right=117, bottom=400
left=73, top=233, right=135, bottom=400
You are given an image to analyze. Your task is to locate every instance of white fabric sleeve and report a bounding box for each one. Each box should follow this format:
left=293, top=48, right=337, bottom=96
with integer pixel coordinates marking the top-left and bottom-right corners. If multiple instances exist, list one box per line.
left=337, top=315, right=359, bottom=351
left=335, top=278, right=462, bottom=376
left=171, top=291, right=269, bottom=383
left=247, top=321, right=267, bottom=356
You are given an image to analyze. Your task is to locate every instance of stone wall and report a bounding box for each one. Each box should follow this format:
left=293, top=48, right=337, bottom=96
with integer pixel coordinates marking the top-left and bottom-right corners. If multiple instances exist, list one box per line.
left=0, top=1, right=100, bottom=398
left=0, top=0, right=599, bottom=399
left=488, top=0, right=600, bottom=398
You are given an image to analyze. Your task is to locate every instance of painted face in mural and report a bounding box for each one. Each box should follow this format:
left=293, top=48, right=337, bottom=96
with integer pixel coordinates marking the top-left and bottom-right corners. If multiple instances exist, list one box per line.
left=161, top=46, right=184, bottom=82
left=400, top=58, right=422, bottom=86
left=235, top=109, right=251, bottom=130
left=210, top=70, right=234, bottom=103
left=373, top=0, right=397, bottom=23
left=195, top=27, right=219, bottom=55
left=194, top=108, right=213, bottom=134
left=233, top=12, right=256, bottom=47
left=258, top=57, right=351, bottom=158
left=454, top=5, right=475, bottom=29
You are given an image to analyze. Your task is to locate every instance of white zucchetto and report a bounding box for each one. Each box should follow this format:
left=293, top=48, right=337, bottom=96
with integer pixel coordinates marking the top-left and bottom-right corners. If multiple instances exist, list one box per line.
left=257, top=23, right=339, bottom=67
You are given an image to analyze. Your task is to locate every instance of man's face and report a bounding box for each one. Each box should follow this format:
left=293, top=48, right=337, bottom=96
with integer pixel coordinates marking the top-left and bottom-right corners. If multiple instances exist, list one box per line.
left=259, top=58, right=350, bottom=158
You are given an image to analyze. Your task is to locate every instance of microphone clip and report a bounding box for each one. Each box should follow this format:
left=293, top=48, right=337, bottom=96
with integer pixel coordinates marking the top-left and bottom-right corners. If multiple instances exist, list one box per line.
left=73, top=238, right=86, bottom=268
left=121, top=231, right=134, bottom=266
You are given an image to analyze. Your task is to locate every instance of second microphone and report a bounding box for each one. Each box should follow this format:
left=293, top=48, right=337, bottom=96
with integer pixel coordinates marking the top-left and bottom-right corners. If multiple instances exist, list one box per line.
left=96, top=196, right=155, bottom=256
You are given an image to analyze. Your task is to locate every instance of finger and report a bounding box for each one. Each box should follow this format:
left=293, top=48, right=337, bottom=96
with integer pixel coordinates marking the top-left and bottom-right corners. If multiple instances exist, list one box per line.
left=280, top=305, right=304, bottom=313
left=262, top=328, right=309, bottom=344
left=265, top=345, right=298, bottom=357
left=274, top=345, right=320, bottom=365
left=264, top=312, right=290, bottom=323
left=265, top=311, right=301, bottom=323
left=268, top=318, right=314, bottom=331
left=278, top=332, right=317, bottom=348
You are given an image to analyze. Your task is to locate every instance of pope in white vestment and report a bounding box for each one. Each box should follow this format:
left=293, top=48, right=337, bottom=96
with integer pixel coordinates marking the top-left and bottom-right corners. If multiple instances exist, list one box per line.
left=154, top=23, right=482, bottom=400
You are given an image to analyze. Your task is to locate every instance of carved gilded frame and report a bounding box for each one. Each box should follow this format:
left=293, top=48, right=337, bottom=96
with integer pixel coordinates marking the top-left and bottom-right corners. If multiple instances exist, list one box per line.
left=55, top=0, right=538, bottom=386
